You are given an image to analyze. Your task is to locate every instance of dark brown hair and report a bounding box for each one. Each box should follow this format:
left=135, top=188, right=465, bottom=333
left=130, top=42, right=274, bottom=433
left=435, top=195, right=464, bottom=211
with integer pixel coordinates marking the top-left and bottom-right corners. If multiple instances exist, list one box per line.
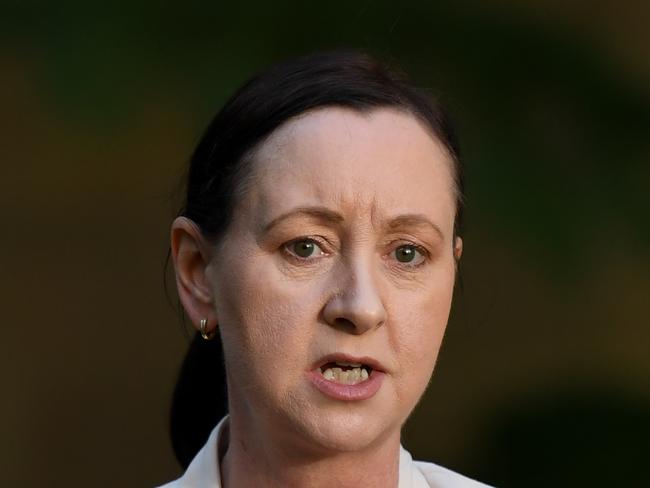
left=181, top=50, right=463, bottom=241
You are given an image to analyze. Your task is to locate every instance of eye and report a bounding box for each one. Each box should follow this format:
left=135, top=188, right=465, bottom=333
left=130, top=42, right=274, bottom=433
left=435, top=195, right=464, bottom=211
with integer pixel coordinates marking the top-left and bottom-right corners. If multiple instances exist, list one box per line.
left=285, top=238, right=327, bottom=260
left=392, top=244, right=427, bottom=266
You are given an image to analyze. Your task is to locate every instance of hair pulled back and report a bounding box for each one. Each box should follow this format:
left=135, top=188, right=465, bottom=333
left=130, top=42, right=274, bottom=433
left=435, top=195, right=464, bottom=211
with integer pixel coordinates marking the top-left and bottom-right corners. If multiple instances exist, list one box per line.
left=170, top=50, right=464, bottom=468
left=181, top=50, right=463, bottom=241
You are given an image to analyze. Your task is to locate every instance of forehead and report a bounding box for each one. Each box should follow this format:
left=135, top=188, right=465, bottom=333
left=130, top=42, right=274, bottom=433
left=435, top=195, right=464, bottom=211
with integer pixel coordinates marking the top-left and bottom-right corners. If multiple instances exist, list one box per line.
left=240, top=107, right=457, bottom=233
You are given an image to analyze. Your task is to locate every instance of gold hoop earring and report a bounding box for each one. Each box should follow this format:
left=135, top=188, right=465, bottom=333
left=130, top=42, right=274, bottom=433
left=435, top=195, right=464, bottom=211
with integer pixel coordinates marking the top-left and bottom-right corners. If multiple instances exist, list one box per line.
left=200, top=318, right=215, bottom=340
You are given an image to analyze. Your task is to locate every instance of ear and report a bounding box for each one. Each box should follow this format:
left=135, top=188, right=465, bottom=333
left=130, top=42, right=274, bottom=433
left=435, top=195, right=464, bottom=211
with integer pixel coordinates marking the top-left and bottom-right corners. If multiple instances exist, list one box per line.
left=453, top=236, right=463, bottom=262
left=170, top=216, right=217, bottom=333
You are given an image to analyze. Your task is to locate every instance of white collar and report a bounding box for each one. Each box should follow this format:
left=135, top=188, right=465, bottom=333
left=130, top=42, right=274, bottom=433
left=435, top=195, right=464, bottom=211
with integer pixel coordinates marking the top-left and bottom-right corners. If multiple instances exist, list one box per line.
left=158, top=416, right=489, bottom=488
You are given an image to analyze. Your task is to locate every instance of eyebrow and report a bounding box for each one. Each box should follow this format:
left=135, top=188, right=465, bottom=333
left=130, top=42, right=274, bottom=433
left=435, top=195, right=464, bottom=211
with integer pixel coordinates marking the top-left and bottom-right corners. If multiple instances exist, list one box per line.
left=262, top=206, right=345, bottom=233
left=262, top=206, right=444, bottom=239
left=385, top=214, right=445, bottom=240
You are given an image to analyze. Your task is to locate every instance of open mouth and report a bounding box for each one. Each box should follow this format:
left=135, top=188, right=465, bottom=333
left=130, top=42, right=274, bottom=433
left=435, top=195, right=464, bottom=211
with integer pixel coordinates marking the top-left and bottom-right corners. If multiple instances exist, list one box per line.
left=319, top=361, right=373, bottom=385
left=309, top=355, right=385, bottom=400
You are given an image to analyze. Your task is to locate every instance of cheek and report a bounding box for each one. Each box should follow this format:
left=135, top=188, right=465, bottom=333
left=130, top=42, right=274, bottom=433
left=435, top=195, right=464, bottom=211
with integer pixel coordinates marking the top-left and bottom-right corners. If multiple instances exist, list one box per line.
left=214, top=252, right=319, bottom=387
left=391, top=268, right=456, bottom=393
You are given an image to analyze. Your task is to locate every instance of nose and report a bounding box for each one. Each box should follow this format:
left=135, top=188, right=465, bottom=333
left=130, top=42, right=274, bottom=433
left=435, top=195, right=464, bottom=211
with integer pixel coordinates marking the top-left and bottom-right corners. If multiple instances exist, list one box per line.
left=322, top=258, right=387, bottom=334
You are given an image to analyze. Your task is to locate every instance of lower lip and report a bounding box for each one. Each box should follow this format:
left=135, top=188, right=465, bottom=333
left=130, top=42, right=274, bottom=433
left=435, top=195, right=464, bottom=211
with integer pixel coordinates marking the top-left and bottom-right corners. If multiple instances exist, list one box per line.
left=307, top=369, right=384, bottom=401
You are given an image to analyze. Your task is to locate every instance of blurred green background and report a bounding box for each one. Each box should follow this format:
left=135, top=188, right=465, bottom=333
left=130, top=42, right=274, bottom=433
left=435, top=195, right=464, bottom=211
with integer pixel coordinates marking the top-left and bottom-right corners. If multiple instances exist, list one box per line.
left=1, top=1, right=648, bottom=486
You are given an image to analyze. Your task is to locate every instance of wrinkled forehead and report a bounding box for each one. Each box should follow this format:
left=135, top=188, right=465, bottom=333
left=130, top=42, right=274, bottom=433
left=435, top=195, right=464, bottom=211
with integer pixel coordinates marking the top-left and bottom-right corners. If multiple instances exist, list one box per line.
left=236, top=107, right=457, bottom=235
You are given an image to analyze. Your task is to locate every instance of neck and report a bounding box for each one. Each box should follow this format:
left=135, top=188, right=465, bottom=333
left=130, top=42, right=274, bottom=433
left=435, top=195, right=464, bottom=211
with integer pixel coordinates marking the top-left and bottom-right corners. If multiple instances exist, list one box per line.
left=220, top=414, right=401, bottom=488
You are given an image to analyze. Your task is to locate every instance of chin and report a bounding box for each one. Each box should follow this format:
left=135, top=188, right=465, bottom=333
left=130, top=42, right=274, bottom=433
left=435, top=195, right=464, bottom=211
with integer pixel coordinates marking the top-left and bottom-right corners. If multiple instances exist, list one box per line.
left=287, top=401, right=399, bottom=455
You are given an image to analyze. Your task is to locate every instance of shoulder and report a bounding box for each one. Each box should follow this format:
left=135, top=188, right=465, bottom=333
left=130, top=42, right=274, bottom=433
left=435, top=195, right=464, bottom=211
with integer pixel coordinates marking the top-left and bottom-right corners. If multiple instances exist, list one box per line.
left=155, top=417, right=228, bottom=488
left=399, top=445, right=494, bottom=488
left=413, top=459, right=494, bottom=488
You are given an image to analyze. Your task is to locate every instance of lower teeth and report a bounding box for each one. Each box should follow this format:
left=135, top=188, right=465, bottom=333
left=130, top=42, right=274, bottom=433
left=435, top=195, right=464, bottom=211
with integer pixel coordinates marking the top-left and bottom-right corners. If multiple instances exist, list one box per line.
left=321, top=367, right=369, bottom=384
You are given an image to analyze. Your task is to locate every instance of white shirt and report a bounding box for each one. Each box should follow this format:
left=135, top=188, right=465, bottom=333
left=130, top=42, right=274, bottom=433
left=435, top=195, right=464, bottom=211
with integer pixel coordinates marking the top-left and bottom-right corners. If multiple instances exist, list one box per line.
left=158, top=416, right=493, bottom=488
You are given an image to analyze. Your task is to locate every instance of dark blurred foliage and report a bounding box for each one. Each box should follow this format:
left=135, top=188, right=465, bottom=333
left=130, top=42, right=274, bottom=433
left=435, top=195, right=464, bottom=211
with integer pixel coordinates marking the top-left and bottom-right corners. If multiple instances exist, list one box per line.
left=478, top=387, right=650, bottom=487
left=1, top=1, right=647, bottom=486
left=2, top=1, right=648, bottom=259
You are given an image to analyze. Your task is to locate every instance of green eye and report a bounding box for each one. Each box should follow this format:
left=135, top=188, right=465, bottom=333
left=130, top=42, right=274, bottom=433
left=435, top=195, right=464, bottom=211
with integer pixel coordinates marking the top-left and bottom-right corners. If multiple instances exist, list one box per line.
left=290, top=240, right=319, bottom=258
left=394, top=244, right=425, bottom=265
left=395, top=245, right=416, bottom=263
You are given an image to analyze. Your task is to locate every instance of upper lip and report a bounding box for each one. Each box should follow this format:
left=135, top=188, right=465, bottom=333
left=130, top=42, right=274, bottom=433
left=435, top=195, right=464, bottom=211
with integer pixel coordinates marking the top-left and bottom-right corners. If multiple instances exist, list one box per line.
left=312, top=353, right=386, bottom=373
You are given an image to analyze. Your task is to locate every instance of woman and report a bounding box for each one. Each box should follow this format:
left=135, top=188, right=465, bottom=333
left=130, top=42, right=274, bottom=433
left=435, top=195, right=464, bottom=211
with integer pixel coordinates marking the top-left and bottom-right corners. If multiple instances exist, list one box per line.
left=161, top=51, right=492, bottom=487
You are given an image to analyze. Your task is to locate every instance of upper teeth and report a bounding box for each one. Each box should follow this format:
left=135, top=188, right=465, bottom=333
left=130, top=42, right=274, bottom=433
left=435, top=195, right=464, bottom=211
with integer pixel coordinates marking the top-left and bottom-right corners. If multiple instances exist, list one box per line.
left=321, top=366, right=370, bottom=384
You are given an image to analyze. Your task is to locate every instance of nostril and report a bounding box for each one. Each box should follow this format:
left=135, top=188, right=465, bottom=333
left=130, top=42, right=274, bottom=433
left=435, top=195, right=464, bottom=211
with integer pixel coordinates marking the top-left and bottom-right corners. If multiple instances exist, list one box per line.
left=333, top=317, right=356, bottom=332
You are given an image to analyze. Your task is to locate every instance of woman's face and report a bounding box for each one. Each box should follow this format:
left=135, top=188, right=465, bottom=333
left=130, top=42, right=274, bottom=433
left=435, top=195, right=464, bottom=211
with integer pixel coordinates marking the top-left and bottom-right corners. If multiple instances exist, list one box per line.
left=206, top=107, right=461, bottom=453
